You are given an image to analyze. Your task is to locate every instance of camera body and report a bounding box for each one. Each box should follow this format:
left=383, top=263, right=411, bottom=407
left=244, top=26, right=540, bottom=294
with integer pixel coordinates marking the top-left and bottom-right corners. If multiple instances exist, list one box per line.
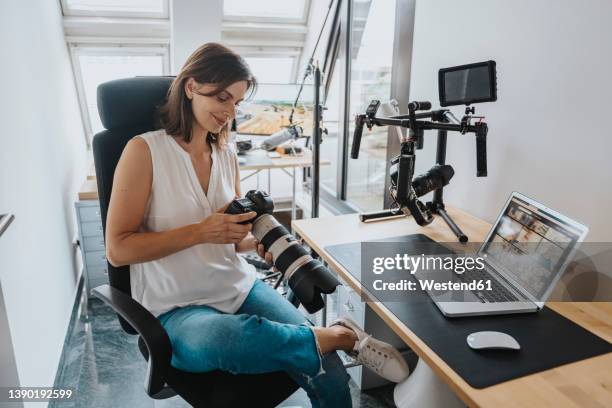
left=236, top=140, right=253, bottom=155
left=225, top=190, right=274, bottom=224
left=225, top=190, right=339, bottom=313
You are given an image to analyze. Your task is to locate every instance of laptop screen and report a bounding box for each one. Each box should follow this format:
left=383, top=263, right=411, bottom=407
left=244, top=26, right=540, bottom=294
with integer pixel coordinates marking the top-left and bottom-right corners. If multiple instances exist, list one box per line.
left=481, top=194, right=586, bottom=300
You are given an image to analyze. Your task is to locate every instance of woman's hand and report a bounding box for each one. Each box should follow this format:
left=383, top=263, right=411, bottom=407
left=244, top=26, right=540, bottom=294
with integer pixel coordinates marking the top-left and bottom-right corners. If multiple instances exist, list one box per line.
left=257, top=243, right=277, bottom=271
left=235, top=233, right=258, bottom=253
left=197, top=204, right=256, bottom=244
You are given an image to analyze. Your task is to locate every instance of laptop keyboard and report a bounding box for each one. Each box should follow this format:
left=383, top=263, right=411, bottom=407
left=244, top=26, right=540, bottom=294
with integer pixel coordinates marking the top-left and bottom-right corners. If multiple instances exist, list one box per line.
left=456, top=268, right=520, bottom=303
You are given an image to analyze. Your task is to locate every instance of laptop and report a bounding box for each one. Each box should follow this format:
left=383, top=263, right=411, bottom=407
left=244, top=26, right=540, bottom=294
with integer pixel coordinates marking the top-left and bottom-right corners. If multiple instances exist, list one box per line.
left=423, top=192, right=589, bottom=317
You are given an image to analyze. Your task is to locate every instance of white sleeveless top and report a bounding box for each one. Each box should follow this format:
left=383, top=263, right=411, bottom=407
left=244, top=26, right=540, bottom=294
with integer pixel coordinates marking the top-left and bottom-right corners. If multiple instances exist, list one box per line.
left=130, top=129, right=256, bottom=316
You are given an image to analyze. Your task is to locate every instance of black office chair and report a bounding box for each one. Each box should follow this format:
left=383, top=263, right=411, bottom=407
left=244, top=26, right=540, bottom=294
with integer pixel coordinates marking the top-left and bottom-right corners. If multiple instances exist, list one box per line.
left=91, top=76, right=299, bottom=407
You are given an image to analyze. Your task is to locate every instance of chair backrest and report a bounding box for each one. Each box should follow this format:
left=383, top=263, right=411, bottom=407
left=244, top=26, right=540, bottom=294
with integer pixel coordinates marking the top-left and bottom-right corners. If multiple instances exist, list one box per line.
left=92, top=76, right=173, bottom=334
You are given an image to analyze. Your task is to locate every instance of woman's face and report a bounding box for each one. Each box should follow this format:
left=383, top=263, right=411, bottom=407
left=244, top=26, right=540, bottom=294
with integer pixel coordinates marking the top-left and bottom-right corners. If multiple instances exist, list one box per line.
left=185, top=78, right=248, bottom=135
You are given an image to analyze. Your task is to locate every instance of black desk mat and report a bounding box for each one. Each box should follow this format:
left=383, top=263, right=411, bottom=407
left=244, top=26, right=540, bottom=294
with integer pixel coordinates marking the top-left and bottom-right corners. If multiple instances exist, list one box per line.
left=325, top=234, right=612, bottom=389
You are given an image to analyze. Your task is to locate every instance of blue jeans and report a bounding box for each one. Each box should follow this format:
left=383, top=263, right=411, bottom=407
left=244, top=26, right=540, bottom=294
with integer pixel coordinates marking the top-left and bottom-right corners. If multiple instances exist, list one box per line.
left=158, top=279, right=351, bottom=407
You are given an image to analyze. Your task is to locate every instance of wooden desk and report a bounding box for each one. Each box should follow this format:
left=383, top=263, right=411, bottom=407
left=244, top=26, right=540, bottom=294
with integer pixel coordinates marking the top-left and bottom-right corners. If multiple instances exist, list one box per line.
left=292, top=209, right=612, bottom=408
left=240, top=149, right=330, bottom=171
left=79, top=179, right=99, bottom=201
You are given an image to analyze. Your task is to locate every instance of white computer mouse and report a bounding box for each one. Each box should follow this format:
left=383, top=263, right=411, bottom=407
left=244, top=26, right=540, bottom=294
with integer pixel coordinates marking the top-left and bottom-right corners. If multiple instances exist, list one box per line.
left=467, top=331, right=521, bottom=350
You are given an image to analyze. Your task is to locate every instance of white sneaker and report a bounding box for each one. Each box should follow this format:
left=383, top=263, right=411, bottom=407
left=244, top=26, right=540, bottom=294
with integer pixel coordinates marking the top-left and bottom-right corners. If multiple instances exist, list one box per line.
left=330, top=317, right=410, bottom=383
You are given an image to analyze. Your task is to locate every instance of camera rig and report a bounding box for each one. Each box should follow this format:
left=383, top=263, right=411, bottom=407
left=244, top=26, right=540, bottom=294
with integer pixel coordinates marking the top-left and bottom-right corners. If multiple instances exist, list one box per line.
left=351, top=100, right=489, bottom=242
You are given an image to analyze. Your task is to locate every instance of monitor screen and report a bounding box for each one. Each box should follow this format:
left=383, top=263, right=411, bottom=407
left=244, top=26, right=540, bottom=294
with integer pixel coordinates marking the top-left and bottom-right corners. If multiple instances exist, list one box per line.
left=444, top=66, right=491, bottom=103
left=438, top=61, right=497, bottom=106
left=481, top=194, right=586, bottom=300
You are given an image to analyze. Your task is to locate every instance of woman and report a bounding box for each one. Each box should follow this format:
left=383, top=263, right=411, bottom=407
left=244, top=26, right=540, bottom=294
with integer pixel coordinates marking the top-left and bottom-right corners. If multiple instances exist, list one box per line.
left=105, top=43, right=409, bottom=407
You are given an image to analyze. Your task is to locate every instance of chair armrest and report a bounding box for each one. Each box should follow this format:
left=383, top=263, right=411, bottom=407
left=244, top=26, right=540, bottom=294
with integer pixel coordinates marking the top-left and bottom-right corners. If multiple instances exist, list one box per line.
left=91, top=284, right=173, bottom=398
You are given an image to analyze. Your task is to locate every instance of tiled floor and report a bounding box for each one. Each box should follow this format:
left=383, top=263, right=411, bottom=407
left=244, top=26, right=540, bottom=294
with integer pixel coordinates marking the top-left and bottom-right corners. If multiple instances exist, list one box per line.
left=51, top=281, right=396, bottom=408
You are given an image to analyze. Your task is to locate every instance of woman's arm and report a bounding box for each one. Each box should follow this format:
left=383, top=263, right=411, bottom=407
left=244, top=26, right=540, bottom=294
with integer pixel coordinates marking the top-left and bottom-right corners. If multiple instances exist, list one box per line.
left=105, top=137, right=255, bottom=267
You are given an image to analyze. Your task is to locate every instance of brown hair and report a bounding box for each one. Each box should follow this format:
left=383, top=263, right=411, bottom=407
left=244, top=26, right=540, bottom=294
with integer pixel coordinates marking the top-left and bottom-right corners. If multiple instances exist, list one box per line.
left=159, top=43, right=256, bottom=145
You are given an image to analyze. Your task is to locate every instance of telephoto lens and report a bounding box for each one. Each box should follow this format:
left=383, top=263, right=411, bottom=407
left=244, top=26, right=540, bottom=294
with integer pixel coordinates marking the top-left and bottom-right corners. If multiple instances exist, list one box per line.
left=411, top=164, right=454, bottom=197
left=225, top=190, right=339, bottom=313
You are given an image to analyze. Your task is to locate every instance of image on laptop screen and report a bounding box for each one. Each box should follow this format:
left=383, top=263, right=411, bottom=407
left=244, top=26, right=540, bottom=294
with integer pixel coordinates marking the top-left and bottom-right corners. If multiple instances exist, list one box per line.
left=481, top=194, right=586, bottom=300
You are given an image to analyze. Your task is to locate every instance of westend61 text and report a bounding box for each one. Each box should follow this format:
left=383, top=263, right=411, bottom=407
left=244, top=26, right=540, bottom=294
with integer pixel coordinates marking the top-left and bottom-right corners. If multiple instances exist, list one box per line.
left=372, top=279, right=493, bottom=292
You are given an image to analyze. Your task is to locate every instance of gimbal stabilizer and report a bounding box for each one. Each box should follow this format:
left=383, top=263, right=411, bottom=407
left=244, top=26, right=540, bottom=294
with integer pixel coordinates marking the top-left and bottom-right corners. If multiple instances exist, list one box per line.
left=351, top=100, right=489, bottom=242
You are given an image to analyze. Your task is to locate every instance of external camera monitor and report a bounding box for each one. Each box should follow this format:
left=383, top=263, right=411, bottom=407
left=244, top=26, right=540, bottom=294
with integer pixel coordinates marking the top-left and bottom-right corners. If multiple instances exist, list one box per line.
left=439, top=60, right=497, bottom=106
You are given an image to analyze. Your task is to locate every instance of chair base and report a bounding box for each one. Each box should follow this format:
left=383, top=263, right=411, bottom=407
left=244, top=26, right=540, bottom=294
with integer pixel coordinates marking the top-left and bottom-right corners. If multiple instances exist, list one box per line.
left=166, top=367, right=299, bottom=408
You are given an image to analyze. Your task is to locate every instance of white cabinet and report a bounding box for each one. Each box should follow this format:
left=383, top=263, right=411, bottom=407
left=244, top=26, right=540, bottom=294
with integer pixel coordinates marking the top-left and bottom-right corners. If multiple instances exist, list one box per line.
left=75, top=200, right=108, bottom=297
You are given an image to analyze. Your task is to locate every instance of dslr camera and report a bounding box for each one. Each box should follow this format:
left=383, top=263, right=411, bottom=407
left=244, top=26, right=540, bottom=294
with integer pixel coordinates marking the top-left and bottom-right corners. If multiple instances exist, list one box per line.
left=225, top=190, right=339, bottom=313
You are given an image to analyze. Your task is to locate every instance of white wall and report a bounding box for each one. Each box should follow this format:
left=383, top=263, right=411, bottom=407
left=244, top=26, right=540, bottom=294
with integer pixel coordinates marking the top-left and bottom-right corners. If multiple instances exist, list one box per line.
left=409, top=0, right=612, bottom=241
left=0, top=0, right=88, bottom=398
left=170, top=0, right=223, bottom=73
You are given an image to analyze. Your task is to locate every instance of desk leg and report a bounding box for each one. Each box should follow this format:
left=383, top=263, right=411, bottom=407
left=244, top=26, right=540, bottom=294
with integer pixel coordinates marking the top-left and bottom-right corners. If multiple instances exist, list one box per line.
left=394, top=358, right=463, bottom=408
left=240, top=170, right=261, bottom=182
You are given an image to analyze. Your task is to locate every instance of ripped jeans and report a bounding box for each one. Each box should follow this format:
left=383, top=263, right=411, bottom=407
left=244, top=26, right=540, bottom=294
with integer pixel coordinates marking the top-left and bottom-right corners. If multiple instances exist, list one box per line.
left=158, top=279, right=351, bottom=408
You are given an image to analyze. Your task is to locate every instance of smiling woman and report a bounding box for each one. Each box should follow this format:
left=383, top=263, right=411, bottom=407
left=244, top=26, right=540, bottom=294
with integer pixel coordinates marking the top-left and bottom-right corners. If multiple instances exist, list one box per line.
left=159, top=43, right=257, bottom=145
left=103, top=42, right=409, bottom=407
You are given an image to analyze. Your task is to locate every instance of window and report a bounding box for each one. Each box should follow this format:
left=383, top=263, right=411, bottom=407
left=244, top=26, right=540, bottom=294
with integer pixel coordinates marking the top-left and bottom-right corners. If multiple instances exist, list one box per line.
left=236, top=83, right=313, bottom=136
left=61, top=0, right=169, bottom=18
left=70, top=46, right=169, bottom=139
left=243, top=57, right=295, bottom=84
left=62, top=0, right=170, bottom=146
left=235, top=57, right=302, bottom=135
left=346, top=0, right=396, bottom=211
left=224, top=0, right=308, bottom=22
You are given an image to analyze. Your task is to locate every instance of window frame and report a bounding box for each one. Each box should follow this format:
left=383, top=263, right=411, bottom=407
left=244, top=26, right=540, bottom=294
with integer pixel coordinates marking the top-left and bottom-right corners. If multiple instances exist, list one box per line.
left=60, top=0, right=170, bottom=19
left=68, top=44, right=171, bottom=146
left=223, top=0, right=311, bottom=25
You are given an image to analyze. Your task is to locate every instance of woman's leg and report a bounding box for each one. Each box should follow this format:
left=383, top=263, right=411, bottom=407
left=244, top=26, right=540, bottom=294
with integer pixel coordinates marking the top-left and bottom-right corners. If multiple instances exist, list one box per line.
left=237, top=280, right=352, bottom=408
left=158, top=302, right=322, bottom=377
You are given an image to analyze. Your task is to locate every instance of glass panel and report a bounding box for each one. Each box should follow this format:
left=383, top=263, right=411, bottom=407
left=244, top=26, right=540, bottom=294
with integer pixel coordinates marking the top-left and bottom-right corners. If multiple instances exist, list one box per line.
left=346, top=0, right=396, bottom=211
left=320, top=57, right=341, bottom=194
left=243, top=57, right=294, bottom=84
left=77, top=53, right=164, bottom=135
left=65, top=0, right=164, bottom=14
left=235, top=81, right=313, bottom=202
left=236, top=83, right=313, bottom=136
left=224, top=0, right=306, bottom=19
